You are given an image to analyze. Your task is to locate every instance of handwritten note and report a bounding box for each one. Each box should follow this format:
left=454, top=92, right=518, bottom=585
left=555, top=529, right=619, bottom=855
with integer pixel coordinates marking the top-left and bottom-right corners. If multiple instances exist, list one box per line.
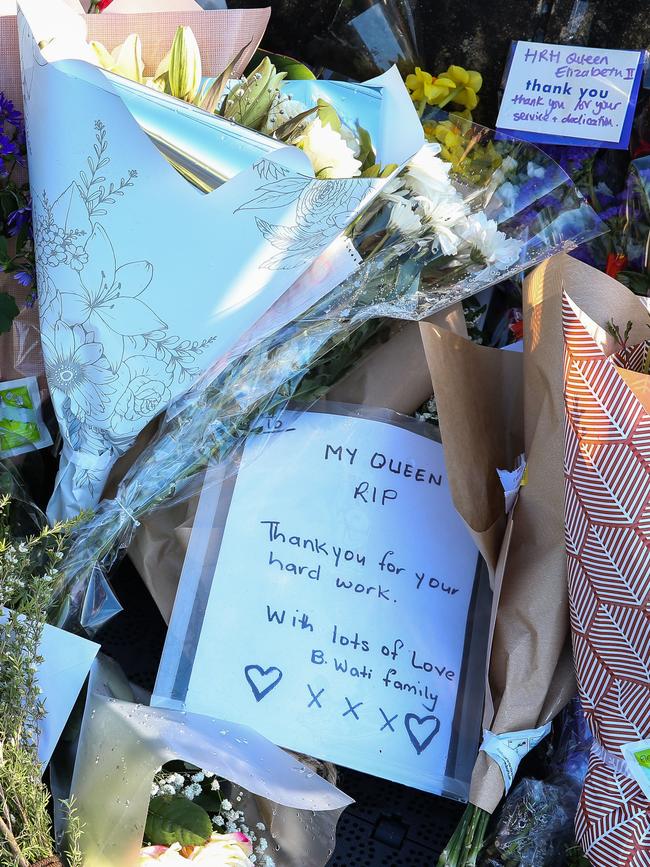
left=496, top=41, right=644, bottom=148
left=172, top=411, right=482, bottom=797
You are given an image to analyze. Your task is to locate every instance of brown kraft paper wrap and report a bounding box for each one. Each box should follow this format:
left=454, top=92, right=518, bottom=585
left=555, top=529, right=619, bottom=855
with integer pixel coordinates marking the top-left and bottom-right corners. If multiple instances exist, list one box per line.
left=420, top=253, right=576, bottom=814
left=127, top=308, right=467, bottom=622
left=0, top=0, right=270, bottom=401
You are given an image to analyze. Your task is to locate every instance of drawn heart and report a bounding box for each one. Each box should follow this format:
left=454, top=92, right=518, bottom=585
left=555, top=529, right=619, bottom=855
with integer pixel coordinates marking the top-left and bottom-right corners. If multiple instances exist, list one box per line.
left=404, top=713, right=440, bottom=755
left=244, top=664, right=283, bottom=702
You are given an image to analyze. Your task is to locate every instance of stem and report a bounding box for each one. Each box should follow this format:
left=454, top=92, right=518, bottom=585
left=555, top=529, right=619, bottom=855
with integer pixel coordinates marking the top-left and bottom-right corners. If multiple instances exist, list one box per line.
left=438, top=86, right=463, bottom=110
left=0, top=806, right=29, bottom=867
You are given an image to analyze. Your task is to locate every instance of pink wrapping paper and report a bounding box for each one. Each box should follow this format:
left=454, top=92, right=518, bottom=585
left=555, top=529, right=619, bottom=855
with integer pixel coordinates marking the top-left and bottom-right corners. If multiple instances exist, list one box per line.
left=563, top=290, right=650, bottom=865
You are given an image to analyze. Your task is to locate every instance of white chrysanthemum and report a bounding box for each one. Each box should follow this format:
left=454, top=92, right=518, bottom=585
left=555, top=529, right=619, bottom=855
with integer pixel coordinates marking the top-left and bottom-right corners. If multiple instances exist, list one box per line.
left=404, top=144, right=454, bottom=200
left=387, top=200, right=422, bottom=239
left=296, top=118, right=362, bottom=179
left=416, top=193, right=468, bottom=255
left=340, top=124, right=361, bottom=157
left=461, top=213, right=522, bottom=268
left=501, top=155, right=518, bottom=175
left=526, top=161, right=545, bottom=179
left=261, top=93, right=307, bottom=135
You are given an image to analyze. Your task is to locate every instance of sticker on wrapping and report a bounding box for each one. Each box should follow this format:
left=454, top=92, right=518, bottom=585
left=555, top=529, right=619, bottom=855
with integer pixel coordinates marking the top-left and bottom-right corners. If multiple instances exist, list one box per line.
left=481, top=724, right=551, bottom=792
left=155, top=410, right=483, bottom=798
left=0, top=377, right=52, bottom=458
left=621, top=739, right=650, bottom=799
left=496, top=41, right=644, bottom=148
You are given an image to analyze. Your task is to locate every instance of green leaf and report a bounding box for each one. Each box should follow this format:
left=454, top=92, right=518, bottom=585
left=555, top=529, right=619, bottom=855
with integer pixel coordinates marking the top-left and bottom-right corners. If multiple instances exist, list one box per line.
left=273, top=105, right=317, bottom=141
left=316, top=99, right=342, bottom=133
left=144, top=795, right=212, bottom=848
left=198, top=39, right=253, bottom=115
left=193, top=790, right=223, bottom=813
left=356, top=123, right=376, bottom=173
left=248, top=49, right=315, bottom=80
left=0, top=292, right=19, bottom=334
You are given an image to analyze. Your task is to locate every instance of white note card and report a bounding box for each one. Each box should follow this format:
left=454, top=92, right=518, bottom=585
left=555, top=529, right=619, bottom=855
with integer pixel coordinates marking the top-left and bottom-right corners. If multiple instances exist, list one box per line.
left=176, top=410, right=481, bottom=797
left=496, top=41, right=644, bottom=148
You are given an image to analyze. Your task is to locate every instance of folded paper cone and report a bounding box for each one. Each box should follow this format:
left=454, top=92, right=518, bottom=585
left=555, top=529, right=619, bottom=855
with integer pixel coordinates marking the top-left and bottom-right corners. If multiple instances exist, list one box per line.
left=18, top=0, right=424, bottom=522
left=421, top=253, right=576, bottom=814
left=0, top=0, right=270, bottom=410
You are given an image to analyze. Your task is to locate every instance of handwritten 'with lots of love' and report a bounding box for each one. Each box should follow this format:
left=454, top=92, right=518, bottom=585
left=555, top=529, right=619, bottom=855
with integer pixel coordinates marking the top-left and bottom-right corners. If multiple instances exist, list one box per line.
left=180, top=411, right=479, bottom=796
left=496, top=41, right=645, bottom=148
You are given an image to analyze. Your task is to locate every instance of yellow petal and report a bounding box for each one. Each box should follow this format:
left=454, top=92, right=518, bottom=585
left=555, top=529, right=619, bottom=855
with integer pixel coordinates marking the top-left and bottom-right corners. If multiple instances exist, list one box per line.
left=456, top=88, right=478, bottom=110
left=467, top=71, right=483, bottom=92
left=435, top=76, right=456, bottom=90
left=426, top=84, right=449, bottom=103
left=446, top=65, right=469, bottom=86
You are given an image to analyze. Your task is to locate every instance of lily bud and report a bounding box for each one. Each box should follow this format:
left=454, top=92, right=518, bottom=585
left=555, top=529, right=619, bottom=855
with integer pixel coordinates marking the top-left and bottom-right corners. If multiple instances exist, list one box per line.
left=223, top=56, right=286, bottom=131
left=168, top=26, right=202, bottom=103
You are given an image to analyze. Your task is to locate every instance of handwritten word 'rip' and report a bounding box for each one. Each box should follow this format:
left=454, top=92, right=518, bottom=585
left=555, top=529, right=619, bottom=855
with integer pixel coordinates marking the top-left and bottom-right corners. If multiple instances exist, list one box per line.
left=244, top=664, right=283, bottom=702
left=405, top=713, right=441, bottom=755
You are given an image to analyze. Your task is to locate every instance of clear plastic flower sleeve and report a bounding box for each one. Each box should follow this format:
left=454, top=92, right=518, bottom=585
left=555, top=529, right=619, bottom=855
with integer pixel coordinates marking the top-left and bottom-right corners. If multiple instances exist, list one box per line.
left=69, top=655, right=351, bottom=867
left=41, top=92, right=607, bottom=633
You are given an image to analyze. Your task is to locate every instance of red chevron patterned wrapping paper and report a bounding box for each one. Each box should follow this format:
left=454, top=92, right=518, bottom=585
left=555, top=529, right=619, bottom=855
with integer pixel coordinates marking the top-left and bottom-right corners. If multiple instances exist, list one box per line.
left=563, top=290, right=650, bottom=866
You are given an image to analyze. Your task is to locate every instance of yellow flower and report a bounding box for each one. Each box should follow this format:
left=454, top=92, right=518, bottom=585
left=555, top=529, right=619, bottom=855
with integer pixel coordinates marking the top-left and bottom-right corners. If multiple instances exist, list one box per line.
left=406, top=63, right=483, bottom=118
left=405, top=67, right=454, bottom=105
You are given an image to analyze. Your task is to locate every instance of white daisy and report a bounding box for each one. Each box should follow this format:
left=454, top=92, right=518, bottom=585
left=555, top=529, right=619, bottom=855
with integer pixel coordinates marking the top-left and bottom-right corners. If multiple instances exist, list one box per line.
left=416, top=192, right=468, bottom=255
left=403, top=143, right=455, bottom=200
left=461, top=213, right=522, bottom=268
left=387, top=200, right=422, bottom=239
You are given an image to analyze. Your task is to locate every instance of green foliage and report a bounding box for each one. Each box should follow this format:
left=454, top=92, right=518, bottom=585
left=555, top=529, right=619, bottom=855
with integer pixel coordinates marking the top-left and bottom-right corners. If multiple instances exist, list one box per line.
left=145, top=795, right=213, bottom=847
left=248, top=49, right=315, bottom=81
left=61, top=797, right=85, bottom=867
left=0, top=292, right=19, bottom=334
left=0, top=489, right=83, bottom=866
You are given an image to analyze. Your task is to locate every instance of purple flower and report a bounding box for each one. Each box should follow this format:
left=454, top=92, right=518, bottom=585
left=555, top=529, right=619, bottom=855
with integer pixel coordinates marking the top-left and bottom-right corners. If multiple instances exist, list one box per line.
left=13, top=270, right=33, bottom=288
left=0, top=132, right=17, bottom=158
left=0, top=93, right=23, bottom=129
left=8, top=205, right=31, bottom=237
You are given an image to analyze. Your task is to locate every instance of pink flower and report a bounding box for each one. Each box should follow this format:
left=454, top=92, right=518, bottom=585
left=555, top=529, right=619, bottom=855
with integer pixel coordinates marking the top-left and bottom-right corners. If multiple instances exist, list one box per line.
left=189, top=833, right=253, bottom=864
left=139, top=833, right=253, bottom=866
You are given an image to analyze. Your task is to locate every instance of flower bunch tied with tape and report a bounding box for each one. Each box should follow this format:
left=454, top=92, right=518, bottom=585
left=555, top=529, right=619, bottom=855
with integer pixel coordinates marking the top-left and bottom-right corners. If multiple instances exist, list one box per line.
left=18, top=9, right=605, bottom=633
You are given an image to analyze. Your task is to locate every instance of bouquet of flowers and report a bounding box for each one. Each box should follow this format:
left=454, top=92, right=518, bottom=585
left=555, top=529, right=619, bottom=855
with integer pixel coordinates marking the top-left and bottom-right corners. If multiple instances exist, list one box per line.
left=480, top=699, right=592, bottom=867
left=19, top=0, right=429, bottom=523
left=35, top=96, right=606, bottom=634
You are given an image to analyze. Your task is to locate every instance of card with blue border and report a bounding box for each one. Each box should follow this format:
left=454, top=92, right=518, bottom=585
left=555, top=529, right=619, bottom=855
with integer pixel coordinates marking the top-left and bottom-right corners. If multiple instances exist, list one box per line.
left=496, top=41, right=645, bottom=149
